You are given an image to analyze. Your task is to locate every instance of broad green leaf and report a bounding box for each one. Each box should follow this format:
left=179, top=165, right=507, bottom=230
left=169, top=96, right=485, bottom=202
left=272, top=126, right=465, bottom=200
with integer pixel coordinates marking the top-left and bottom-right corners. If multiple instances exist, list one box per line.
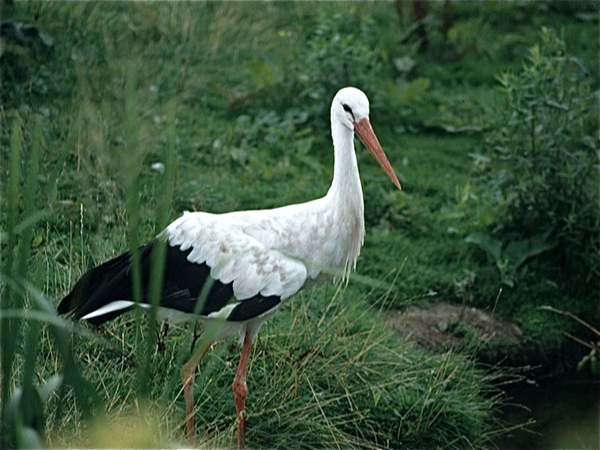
left=465, top=232, right=503, bottom=262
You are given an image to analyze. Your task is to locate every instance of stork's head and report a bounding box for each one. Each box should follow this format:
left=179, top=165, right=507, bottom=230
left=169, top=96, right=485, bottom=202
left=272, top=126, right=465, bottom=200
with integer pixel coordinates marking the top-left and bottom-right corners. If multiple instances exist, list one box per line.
left=332, top=87, right=371, bottom=130
left=332, top=87, right=402, bottom=190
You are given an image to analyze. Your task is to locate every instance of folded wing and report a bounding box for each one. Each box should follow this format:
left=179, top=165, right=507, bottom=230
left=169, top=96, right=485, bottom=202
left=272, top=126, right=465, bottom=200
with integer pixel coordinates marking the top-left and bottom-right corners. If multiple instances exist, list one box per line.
left=58, top=212, right=308, bottom=325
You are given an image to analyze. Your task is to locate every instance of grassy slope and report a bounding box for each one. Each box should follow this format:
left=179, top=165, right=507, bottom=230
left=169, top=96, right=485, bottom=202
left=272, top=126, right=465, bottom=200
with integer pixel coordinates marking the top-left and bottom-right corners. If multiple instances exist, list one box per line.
left=1, top=0, right=597, bottom=447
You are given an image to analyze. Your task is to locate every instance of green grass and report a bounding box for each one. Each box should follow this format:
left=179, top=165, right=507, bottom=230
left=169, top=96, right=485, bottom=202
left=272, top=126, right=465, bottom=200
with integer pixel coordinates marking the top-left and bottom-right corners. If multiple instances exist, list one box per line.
left=41, top=285, right=502, bottom=449
left=1, top=1, right=598, bottom=448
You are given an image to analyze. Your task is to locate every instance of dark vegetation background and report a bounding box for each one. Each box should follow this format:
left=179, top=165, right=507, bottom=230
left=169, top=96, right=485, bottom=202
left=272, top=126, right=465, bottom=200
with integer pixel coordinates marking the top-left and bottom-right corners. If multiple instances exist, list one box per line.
left=1, top=1, right=598, bottom=448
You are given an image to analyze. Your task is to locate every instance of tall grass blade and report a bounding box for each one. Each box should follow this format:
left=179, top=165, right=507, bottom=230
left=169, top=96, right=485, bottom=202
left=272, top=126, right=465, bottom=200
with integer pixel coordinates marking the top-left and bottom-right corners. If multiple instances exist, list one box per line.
left=19, top=118, right=44, bottom=447
left=1, top=117, right=24, bottom=446
left=145, top=99, right=179, bottom=391
left=22, top=279, right=102, bottom=419
left=1, top=118, right=99, bottom=446
left=15, top=119, right=42, bottom=281
left=118, top=63, right=146, bottom=397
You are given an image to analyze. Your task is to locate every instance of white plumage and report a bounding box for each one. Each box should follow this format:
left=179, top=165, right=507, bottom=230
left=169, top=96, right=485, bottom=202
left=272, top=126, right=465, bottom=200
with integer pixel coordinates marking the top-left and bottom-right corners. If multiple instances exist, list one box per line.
left=58, top=87, right=401, bottom=449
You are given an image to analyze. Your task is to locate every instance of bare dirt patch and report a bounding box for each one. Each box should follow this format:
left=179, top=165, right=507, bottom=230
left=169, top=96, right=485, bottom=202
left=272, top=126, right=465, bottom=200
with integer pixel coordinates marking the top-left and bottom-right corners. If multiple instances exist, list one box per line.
left=385, top=302, right=526, bottom=361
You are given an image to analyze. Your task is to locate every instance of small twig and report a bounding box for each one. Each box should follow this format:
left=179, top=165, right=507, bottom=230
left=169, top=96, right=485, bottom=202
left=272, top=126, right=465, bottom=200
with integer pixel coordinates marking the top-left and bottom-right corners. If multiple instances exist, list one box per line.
left=564, top=332, right=595, bottom=350
left=491, top=287, right=503, bottom=318
left=539, top=305, right=600, bottom=337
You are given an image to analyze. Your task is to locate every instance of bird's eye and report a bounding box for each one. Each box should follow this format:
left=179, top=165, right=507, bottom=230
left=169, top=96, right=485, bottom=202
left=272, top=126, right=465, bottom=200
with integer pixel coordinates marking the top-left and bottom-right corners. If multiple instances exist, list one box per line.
left=342, top=103, right=355, bottom=121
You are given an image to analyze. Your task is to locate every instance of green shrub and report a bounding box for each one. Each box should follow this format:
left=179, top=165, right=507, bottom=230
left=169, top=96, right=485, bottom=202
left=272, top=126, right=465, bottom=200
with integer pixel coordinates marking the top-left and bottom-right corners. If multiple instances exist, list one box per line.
left=469, top=28, right=599, bottom=287
left=245, top=5, right=392, bottom=130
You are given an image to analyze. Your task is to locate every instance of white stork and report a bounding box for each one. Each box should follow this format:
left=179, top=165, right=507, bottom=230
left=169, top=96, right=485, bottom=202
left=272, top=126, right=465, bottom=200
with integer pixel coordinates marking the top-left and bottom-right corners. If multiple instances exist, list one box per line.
left=58, top=87, right=401, bottom=449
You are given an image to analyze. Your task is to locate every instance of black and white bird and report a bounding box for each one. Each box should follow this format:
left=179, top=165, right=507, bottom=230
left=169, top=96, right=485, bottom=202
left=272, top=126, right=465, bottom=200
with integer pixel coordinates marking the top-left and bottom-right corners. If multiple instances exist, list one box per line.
left=58, top=87, right=401, bottom=449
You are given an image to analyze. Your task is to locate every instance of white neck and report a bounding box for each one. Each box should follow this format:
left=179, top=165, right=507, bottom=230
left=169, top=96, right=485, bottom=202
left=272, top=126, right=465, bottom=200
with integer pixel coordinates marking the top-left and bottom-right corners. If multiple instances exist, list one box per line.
left=325, top=117, right=365, bottom=278
left=328, top=119, right=362, bottom=199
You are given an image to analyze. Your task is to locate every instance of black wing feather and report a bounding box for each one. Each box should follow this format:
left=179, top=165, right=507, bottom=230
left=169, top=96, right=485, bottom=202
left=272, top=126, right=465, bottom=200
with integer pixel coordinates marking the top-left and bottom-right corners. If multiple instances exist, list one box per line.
left=57, top=240, right=282, bottom=325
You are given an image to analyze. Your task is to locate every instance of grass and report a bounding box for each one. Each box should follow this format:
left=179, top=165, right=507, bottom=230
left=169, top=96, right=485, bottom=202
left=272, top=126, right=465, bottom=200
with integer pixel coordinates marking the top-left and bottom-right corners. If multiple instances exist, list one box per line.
left=43, top=284, right=501, bottom=449
left=1, top=1, right=598, bottom=448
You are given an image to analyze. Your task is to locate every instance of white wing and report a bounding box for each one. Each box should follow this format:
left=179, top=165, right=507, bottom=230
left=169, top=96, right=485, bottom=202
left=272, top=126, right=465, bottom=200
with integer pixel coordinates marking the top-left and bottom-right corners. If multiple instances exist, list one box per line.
left=164, top=211, right=308, bottom=302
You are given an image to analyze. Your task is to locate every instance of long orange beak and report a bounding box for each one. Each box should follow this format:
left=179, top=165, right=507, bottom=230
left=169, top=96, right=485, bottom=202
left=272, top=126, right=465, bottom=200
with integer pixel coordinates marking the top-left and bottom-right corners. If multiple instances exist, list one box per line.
left=354, top=118, right=402, bottom=190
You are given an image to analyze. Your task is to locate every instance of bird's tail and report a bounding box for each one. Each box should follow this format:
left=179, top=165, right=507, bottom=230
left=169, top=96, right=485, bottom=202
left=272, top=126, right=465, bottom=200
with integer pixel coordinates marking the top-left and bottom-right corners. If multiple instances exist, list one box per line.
left=57, top=241, right=156, bottom=325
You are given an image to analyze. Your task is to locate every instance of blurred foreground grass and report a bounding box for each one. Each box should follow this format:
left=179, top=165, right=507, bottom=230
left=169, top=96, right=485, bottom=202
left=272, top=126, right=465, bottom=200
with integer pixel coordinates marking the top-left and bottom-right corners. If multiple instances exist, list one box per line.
left=1, top=1, right=597, bottom=448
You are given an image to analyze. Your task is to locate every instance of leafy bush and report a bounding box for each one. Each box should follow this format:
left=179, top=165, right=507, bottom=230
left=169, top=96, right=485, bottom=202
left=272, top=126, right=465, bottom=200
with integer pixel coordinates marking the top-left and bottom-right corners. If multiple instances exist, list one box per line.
left=469, top=28, right=599, bottom=287
left=244, top=5, right=391, bottom=130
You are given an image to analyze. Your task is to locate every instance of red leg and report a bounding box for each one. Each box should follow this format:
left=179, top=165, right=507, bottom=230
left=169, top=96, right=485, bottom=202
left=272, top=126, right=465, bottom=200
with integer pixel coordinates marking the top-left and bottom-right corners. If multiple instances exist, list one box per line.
left=181, top=340, right=212, bottom=447
left=182, top=367, right=196, bottom=446
left=233, top=330, right=253, bottom=450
